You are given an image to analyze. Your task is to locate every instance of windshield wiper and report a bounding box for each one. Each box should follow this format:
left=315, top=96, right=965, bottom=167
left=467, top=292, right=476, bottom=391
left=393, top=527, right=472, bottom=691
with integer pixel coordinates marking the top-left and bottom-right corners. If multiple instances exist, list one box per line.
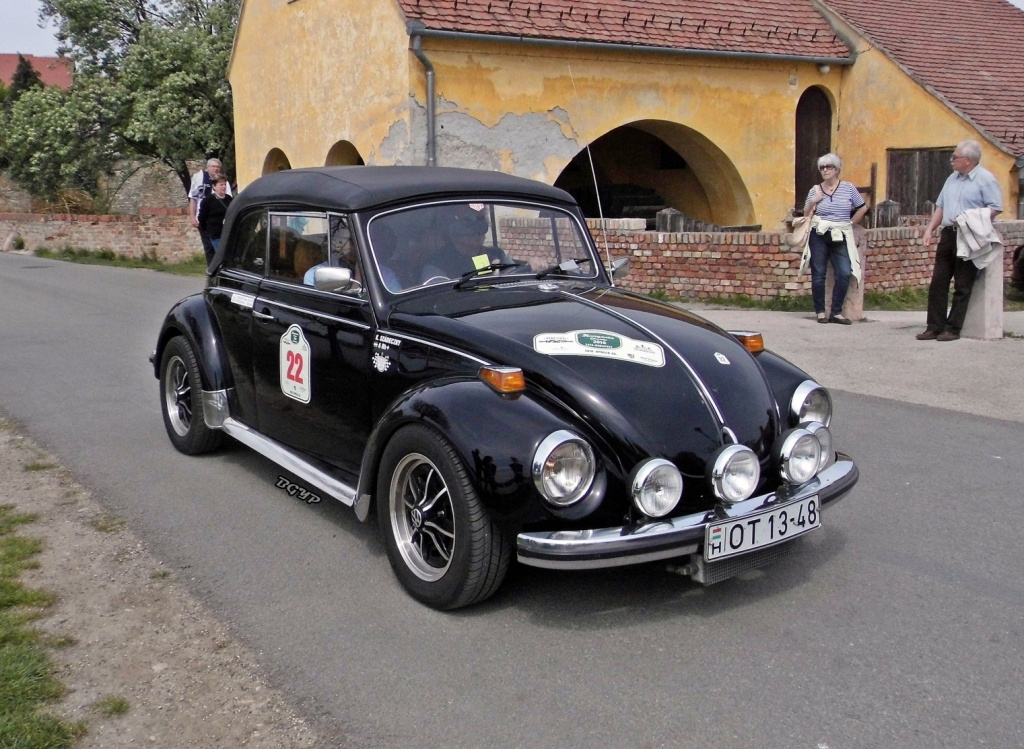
left=536, top=257, right=591, bottom=279
left=453, top=261, right=527, bottom=288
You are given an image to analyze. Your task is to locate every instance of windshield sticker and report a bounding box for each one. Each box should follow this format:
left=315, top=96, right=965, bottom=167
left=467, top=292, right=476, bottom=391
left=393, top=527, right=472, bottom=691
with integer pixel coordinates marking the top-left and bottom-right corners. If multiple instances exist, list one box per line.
left=534, top=330, right=666, bottom=367
left=373, top=333, right=401, bottom=373
left=280, top=325, right=311, bottom=403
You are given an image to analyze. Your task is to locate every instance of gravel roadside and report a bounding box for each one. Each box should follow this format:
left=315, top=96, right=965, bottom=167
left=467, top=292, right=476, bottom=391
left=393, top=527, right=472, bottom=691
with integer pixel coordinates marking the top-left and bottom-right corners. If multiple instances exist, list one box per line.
left=2, top=413, right=322, bottom=748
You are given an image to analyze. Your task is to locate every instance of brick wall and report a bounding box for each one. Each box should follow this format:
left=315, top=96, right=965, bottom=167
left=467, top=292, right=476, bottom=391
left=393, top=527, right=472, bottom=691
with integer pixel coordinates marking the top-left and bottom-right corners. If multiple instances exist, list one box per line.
left=2, top=212, right=1022, bottom=296
left=0, top=209, right=200, bottom=263
left=586, top=219, right=1024, bottom=299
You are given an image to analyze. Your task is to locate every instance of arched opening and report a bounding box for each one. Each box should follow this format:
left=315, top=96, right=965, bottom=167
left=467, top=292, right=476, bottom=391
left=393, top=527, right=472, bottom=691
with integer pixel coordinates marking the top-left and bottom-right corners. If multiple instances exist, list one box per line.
left=554, top=121, right=756, bottom=229
left=325, top=140, right=365, bottom=167
left=795, top=87, right=833, bottom=211
left=262, top=148, right=292, bottom=175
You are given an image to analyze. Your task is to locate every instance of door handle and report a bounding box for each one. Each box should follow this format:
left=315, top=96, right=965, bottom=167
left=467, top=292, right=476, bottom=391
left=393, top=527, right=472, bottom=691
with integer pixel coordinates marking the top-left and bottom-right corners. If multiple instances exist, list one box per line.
left=252, top=308, right=274, bottom=320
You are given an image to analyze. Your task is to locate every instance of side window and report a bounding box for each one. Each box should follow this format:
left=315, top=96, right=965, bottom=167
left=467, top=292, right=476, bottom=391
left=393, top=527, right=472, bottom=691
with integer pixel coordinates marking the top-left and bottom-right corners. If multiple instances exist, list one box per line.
left=328, top=214, right=361, bottom=285
left=268, top=213, right=329, bottom=284
left=225, top=210, right=267, bottom=275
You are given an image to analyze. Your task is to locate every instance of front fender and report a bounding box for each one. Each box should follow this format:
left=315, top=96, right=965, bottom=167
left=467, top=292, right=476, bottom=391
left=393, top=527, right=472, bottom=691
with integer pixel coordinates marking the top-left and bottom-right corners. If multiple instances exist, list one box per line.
left=755, top=349, right=816, bottom=428
left=357, top=377, right=599, bottom=525
left=153, top=294, right=234, bottom=393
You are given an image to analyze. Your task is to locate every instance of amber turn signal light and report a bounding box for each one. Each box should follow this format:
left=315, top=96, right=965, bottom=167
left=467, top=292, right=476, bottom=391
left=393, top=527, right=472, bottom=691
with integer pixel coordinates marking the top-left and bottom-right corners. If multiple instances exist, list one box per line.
left=731, top=332, right=764, bottom=354
left=479, top=366, right=526, bottom=393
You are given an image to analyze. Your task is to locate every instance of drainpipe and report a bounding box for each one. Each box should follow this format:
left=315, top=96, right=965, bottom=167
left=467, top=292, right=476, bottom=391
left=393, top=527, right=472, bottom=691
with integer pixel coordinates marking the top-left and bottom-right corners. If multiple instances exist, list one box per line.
left=409, top=25, right=437, bottom=167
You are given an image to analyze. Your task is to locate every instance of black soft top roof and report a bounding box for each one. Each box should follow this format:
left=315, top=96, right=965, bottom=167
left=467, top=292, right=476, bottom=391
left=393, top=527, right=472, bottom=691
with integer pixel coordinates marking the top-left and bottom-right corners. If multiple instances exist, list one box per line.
left=210, top=166, right=576, bottom=273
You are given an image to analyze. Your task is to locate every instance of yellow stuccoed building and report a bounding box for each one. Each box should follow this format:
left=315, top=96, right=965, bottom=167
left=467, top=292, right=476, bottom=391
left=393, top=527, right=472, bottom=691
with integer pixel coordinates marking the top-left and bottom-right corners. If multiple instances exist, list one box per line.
left=228, top=0, right=1023, bottom=230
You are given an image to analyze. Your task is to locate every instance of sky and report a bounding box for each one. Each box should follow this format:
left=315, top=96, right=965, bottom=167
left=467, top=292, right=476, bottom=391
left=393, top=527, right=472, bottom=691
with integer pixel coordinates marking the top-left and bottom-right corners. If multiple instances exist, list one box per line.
left=2, top=0, right=1024, bottom=56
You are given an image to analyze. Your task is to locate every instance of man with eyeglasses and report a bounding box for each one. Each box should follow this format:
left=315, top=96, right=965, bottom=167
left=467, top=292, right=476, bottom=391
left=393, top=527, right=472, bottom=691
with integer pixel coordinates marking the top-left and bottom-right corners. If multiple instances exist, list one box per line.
left=917, top=140, right=1002, bottom=341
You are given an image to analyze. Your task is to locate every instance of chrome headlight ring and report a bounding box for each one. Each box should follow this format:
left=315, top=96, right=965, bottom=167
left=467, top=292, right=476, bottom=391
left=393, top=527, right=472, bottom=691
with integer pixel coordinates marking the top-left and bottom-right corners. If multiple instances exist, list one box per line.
left=802, top=421, right=834, bottom=473
left=774, top=427, right=822, bottom=485
left=532, top=430, right=596, bottom=507
left=708, top=444, right=761, bottom=504
left=791, top=380, right=832, bottom=427
left=630, top=458, right=683, bottom=518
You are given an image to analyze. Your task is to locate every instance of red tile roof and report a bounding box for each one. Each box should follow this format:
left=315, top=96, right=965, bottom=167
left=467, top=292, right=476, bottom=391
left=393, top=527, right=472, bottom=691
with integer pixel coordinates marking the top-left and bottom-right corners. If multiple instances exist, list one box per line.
left=400, top=0, right=852, bottom=60
left=0, top=54, right=73, bottom=90
left=821, top=0, right=1024, bottom=155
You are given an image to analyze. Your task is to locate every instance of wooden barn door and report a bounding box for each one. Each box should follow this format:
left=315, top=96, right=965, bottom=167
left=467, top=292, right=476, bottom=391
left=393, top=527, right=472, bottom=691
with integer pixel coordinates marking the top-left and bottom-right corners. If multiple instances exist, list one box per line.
left=795, top=88, right=833, bottom=212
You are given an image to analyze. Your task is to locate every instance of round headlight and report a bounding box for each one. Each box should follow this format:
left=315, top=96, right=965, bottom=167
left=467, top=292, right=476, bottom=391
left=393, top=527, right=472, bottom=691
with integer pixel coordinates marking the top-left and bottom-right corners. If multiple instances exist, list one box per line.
left=532, top=430, right=595, bottom=507
left=803, top=421, right=833, bottom=473
left=791, top=380, right=832, bottom=427
left=709, top=445, right=761, bottom=504
left=631, top=459, right=683, bottom=517
left=775, top=428, right=822, bottom=485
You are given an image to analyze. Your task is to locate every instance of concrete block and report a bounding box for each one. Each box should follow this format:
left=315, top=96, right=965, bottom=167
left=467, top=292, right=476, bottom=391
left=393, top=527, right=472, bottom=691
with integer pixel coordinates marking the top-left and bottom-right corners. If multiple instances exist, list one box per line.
left=962, top=250, right=1004, bottom=340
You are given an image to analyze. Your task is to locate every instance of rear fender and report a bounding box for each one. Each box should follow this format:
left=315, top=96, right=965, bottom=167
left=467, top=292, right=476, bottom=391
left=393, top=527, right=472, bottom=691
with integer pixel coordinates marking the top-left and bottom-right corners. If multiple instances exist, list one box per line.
left=153, top=295, right=234, bottom=393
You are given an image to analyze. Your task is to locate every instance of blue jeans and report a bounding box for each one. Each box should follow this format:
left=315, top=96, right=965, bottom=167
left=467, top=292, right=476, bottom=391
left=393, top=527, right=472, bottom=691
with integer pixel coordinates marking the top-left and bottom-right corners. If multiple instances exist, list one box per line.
left=808, top=230, right=852, bottom=317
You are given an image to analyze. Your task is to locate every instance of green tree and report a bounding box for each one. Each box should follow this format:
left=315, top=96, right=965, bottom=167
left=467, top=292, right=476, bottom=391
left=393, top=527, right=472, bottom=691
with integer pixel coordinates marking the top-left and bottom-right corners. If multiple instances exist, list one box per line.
left=9, top=55, right=44, bottom=101
left=3, top=0, right=238, bottom=205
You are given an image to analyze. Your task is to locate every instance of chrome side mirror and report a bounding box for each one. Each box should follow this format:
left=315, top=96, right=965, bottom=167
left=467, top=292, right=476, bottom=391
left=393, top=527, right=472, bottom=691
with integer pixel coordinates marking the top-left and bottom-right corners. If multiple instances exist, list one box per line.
left=609, top=257, right=631, bottom=280
left=314, top=266, right=361, bottom=293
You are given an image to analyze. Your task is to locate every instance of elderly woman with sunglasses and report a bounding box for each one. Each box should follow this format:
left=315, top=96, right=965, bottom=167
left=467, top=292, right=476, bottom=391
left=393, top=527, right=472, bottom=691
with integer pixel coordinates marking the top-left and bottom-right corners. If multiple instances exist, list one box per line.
left=801, top=153, right=869, bottom=324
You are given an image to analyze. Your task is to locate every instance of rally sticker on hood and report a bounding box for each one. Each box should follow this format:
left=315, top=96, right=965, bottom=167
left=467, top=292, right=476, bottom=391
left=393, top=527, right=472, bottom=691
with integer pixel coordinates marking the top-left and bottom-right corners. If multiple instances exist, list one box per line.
left=534, top=330, right=665, bottom=367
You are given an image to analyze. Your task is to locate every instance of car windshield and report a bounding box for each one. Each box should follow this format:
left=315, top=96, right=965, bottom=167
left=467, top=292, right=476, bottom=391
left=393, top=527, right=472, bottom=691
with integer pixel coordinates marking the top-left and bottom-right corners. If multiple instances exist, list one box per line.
left=366, top=201, right=599, bottom=293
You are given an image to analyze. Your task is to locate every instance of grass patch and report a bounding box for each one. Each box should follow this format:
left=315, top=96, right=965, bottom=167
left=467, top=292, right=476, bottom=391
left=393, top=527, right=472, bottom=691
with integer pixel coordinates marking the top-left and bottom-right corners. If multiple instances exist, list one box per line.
left=88, top=515, right=126, bottom=533
left=0, top=505, right=84, bottom=748
left=91, top=694, right=130, bottom=717
left=33, top=246, right=207, bottom=276
left=666, top=284, right=1024, bottom=312
left=150, top=569, right=171, bottom=580
left=23, top=463, right=57, bottom=473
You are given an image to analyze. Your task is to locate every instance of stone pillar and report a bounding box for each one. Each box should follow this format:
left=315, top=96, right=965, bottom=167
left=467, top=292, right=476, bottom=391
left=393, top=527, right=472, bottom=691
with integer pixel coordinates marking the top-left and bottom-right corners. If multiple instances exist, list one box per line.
left=961, top=250, right=1004, bottom=339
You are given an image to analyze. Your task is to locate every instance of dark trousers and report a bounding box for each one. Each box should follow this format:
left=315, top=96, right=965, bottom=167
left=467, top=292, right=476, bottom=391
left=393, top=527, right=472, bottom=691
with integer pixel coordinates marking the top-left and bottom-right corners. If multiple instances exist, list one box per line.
left=808, top=229, right=852, bottom=316
left=198, top=229, right=215, bottom=264
left=925, top=226, right=977, bottom=335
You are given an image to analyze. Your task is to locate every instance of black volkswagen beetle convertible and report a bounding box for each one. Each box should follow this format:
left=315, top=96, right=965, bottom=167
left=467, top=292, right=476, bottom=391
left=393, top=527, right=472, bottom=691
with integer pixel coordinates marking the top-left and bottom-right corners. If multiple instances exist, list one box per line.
left=153, top=166, right=857, bottom=609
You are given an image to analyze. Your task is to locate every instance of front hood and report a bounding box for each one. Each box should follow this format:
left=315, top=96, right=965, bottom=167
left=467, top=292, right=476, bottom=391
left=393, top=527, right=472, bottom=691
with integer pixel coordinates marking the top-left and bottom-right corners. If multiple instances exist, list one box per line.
left=389, top=284, right=779, bottom=477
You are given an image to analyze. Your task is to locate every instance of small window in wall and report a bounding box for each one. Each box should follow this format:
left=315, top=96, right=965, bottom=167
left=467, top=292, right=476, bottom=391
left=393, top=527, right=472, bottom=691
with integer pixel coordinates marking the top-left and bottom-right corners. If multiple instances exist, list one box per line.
left=225, top=210, right=268, bottom=275
left=887, top=147, right=954, bottom=215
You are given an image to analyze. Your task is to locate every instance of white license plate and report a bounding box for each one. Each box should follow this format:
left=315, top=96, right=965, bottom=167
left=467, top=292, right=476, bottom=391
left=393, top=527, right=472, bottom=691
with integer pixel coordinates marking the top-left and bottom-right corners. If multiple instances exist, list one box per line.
left=705, top=495, right=821, bottom=562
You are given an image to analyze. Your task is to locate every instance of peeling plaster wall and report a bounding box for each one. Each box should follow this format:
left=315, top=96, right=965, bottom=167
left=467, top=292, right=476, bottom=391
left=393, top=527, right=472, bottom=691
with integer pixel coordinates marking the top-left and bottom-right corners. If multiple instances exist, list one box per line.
left=229, top=2, right=1018, bottom=228
left=405, top=41, right=836, bottom=229
left=832, top=43, right=1018, bottom=215
left=229, top=0, right=415, bottom=187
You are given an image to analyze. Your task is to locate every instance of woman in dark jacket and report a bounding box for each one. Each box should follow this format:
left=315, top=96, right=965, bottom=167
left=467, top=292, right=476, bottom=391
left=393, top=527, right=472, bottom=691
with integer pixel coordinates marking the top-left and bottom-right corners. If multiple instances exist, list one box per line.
left=197, top=176, right=233, bottom=262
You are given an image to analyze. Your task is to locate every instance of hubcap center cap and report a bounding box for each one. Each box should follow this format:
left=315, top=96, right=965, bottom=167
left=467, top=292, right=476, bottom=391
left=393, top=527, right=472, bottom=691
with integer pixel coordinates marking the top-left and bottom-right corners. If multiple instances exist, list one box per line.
left=411, top=508, right=423, bottom=528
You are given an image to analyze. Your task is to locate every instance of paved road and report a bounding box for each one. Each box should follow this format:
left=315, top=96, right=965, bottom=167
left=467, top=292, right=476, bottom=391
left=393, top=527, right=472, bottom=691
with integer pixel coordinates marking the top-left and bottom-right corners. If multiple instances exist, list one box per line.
left=2, top=252, right=1023, bottom=748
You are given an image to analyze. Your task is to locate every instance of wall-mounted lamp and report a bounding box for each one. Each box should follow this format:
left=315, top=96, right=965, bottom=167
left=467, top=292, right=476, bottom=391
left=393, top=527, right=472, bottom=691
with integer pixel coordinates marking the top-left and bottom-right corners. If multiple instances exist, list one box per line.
left=818, top=64, right=831, bottom=74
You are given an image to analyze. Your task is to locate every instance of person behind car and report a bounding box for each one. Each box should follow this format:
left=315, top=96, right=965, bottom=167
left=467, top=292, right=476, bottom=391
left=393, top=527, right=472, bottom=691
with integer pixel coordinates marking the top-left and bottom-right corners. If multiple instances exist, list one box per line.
left=196, top=176, right=233, bottom=257
left=303, top=219, right=357, bottom=287
left=188, top=158, right=232, bottom=263
left=801, top=153, right=868, bottom=326
left=421, top=204, right=511, bottom=281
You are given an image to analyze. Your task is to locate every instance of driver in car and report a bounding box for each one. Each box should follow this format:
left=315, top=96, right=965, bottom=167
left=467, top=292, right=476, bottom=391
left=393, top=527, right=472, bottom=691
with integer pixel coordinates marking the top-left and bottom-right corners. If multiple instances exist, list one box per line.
left=421, top=203, right=513, bottom=281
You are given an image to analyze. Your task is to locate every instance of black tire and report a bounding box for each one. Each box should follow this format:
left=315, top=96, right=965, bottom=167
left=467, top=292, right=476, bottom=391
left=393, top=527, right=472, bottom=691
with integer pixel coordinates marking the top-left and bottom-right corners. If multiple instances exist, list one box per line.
left=377, top=425, right=511, bottom=609
left=159, top=336, right=224, bottom=455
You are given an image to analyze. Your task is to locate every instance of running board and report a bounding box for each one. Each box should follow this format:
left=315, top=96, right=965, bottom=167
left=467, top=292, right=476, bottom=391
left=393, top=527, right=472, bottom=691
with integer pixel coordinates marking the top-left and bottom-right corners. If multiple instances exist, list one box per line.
left=221, top=418, right=357, bottom=507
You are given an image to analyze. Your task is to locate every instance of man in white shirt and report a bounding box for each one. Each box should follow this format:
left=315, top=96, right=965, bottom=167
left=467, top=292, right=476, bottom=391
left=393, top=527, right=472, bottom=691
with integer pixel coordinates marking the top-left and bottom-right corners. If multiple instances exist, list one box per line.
left=188, top=158, right=233, bottom=262
left=917, top=140, right=1002, bottom=342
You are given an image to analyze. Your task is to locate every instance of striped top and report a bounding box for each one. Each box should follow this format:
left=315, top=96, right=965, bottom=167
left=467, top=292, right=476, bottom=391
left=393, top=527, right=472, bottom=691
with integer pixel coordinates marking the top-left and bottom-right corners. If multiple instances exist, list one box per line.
left=805, top=180, right=865, bottom=223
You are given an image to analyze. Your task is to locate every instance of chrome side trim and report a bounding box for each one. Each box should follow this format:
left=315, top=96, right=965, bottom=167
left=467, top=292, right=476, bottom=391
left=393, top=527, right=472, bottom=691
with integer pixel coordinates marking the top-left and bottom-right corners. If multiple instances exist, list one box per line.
left=221, top=418, right=357, bottom=507
left=201, top=389, right=232, bottom=429
left=257, top=298, right=372, bottom=329
left=383, top=331, right=491, bottom=366
left=516, top=458, right=857, bottom=571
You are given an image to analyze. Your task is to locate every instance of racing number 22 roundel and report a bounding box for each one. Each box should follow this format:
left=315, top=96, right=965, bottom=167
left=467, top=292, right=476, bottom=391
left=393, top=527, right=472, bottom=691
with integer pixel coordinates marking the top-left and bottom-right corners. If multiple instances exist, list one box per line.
left=280, top=325, right=311, bottom=403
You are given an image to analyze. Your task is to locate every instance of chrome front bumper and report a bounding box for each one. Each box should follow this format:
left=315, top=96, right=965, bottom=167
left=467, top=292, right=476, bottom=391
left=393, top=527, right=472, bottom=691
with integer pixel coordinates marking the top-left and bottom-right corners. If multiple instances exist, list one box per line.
left=516, top=456, right=857, bottom=571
